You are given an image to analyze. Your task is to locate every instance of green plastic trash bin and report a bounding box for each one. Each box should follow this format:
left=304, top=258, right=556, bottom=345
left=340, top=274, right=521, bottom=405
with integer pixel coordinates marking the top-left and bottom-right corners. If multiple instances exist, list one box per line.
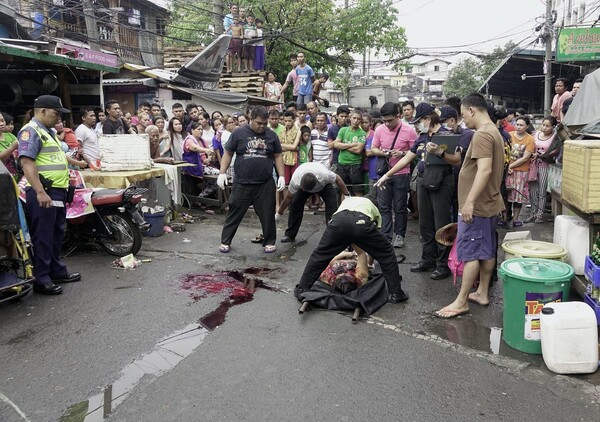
left=499, top=258, right=574, bottom=354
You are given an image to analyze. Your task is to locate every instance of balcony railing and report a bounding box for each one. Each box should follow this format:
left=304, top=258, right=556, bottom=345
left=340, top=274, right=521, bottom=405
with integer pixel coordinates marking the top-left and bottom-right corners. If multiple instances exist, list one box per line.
left=30, top=8, right=144, bottom=64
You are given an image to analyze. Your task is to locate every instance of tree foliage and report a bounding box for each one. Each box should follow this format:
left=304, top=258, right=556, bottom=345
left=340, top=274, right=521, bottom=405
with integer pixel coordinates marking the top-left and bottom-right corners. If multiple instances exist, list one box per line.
left=165, top=0, right=409, bottom=99
left=165, top=0, right=215, bottom=45
left=443, top=58, right=485, bottom=99
left=444, top=42, right=518, bottom=98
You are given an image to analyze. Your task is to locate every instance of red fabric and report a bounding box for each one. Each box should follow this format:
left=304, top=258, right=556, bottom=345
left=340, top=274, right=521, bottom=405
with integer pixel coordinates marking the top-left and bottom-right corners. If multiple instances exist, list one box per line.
left=63, top=128, right=79, bottom=149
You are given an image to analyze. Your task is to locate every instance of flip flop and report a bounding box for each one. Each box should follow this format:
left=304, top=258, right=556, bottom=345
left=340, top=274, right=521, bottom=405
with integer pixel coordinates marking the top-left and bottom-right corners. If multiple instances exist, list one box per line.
left=434, top=308, right=469, bottom=319
left=219, top=244, right=231, bottom=253
left=264, top=245, right=277, bottom=254
left=468, top=295, right=490, bottom=306
left=250, top=234, right=264, bottom=244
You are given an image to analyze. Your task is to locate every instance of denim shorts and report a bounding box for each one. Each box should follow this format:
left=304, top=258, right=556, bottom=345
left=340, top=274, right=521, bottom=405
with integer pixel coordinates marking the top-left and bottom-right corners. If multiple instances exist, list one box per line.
left=457, top=215, right=498, bottom=262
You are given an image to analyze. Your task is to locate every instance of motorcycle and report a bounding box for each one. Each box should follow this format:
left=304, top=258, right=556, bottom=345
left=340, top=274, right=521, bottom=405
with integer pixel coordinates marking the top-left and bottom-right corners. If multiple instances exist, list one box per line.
left=19, top=171, right=150, bottom=257
left=66, top=184, right=150, bottom=256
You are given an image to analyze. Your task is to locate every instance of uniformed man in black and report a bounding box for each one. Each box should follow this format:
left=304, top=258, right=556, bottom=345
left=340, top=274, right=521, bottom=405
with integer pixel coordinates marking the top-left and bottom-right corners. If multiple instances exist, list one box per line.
left=18, top=95, right=82, bottom=295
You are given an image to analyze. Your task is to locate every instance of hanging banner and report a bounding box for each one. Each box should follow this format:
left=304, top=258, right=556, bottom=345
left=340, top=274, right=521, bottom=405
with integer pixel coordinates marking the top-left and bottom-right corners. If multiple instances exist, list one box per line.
left=556, top=27, right=600, bottom=62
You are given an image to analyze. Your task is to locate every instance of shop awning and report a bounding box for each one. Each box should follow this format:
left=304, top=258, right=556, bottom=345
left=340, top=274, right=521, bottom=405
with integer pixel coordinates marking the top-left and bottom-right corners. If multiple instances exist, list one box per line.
left=0, top=40, right=120, bottom=73
left=167, top=85, right=280, bottom=107
left=562, top=67, right=600, bottom=128
left=164, top=85, right=279, bottom=114
left=478, top=49, right=581, bottom=110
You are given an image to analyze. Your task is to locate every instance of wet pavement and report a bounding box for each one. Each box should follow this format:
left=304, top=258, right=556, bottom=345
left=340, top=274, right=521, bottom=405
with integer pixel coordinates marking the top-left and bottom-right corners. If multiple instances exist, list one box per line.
left=1, top=206, right=599, bottom=421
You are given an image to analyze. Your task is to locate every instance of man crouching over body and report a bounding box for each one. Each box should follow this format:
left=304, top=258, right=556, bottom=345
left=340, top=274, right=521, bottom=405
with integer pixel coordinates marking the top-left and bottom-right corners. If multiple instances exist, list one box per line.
left=294, top=196, right=408, bottom=304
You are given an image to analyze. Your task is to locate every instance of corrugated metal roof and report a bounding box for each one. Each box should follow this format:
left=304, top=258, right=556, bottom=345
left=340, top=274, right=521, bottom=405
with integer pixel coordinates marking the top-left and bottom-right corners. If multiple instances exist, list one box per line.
left=102, top=78, right=156, bottom=86
left=144, top=0, right=170, bottom=10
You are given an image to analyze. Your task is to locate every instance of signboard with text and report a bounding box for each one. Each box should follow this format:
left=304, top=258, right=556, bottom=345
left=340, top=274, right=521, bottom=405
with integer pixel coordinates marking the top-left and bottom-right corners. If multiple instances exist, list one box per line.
left=56, top=44, right=120, bottom=68
left=556, top=27, right=600, bottom=62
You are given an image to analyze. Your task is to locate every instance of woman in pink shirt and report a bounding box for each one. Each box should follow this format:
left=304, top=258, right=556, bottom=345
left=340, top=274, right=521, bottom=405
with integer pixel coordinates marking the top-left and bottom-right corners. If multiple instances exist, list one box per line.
left=551, top=78, right=571, bottom=123
left=525, top=116, right=557, bottom=223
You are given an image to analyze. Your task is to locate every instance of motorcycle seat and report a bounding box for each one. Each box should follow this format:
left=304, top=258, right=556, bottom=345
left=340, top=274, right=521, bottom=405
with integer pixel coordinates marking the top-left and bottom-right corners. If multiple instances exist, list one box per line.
left=91, top=189, right=125, bottom=206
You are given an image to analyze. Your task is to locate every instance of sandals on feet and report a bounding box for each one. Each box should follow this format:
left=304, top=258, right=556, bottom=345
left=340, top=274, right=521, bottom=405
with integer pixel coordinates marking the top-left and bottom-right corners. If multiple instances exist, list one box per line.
left=250, top=234, right=264, bottom=244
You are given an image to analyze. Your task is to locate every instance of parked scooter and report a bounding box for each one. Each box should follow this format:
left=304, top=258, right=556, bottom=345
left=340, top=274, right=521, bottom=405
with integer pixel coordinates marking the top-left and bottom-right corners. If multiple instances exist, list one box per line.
left=66, top=185, right=150, bottom=256
left=19, top=171, right=150, bottom=257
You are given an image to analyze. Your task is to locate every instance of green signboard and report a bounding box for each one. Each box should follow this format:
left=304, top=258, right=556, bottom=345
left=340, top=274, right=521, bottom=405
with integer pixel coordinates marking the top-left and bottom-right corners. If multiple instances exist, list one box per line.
left=556, top=27, right=600, bottom=62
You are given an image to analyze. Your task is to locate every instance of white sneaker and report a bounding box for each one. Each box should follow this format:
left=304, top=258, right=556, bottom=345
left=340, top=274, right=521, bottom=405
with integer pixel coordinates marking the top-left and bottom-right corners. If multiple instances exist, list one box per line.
left=393, top=235, right=405, bottom=248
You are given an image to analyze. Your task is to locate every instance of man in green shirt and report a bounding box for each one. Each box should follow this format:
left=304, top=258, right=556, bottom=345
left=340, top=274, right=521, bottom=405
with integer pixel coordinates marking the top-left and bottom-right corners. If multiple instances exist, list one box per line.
left=333, top=111, right=366, bottom=196
left=268, top=109, right=284, bottom=138
left=295, top=196, right=408, bottom=304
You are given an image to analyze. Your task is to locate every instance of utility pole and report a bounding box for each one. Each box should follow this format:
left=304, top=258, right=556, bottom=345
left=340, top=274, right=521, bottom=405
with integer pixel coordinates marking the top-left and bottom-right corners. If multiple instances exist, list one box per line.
left=543, top=0, right=554, bottom=114
left=213, top=0, right=224, bottom=35
left=82, top=0, right=101, bottom=51
left=362, top=49, right=366, bottom=85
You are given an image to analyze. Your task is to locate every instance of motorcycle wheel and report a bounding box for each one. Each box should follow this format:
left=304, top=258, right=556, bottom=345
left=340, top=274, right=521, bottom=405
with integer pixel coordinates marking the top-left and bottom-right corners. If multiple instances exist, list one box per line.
left=98, top=212, right=143, bottom=256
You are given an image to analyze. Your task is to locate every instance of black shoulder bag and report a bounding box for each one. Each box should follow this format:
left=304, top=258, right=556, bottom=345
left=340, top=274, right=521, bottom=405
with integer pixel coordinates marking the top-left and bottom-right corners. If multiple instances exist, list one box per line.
left=376, top=123, right=402, bottom=176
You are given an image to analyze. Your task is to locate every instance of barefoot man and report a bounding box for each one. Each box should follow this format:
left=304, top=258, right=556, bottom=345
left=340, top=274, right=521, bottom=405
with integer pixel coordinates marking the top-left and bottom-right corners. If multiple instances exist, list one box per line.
left=435, top=93, right=505, bottom=318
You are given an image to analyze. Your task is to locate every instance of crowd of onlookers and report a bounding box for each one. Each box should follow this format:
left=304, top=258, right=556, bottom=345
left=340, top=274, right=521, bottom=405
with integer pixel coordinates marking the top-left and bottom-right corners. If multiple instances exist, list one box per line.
left=0, top=77, right=577, bottom=270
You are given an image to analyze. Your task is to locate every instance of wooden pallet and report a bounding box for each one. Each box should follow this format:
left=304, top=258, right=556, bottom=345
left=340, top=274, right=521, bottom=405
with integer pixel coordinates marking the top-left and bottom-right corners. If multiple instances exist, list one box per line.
left=219, top=82, right=263, bottom=88
left=218, top=71, right=265, bottom=95
left=220, top=88, right=263, bottom=95
left=163, top=45, right=203, bottom=68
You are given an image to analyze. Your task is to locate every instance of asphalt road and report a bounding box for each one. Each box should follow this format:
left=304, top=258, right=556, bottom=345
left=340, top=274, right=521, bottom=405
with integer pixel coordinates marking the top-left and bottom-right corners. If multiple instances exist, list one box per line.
left=1, top=209, right=598, bottom=421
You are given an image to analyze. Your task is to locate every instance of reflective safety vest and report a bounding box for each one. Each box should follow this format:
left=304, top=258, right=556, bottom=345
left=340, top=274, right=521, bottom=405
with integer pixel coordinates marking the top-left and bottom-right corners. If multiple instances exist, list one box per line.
left=22, top=121, right=69, bottom=188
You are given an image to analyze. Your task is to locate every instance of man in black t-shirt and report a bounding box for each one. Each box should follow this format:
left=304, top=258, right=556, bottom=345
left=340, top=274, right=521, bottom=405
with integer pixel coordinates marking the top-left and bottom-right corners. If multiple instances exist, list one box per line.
left=326, top=105, right=350, bottom=172
left=102, top=100, right=130, bottom=135
left=217, top=106, right=285, bottom=253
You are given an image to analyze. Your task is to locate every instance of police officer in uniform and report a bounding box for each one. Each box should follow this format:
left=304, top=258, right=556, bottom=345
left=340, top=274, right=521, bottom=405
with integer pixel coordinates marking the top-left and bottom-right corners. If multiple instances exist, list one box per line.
left=18, top=95, right=81, bottom=295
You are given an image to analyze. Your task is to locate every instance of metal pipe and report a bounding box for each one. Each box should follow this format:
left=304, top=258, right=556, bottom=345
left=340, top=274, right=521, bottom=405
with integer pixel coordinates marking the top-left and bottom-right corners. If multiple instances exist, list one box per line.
left=299, top=302, right=310, bottom=314
left=543, top=0, right=554, bottom=115
left=352, top=308, right=361, bottom=324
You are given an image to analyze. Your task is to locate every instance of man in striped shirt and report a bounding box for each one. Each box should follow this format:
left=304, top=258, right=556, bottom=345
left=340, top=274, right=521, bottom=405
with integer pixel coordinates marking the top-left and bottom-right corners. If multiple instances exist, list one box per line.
left=310, top=112, right=330, bottom=168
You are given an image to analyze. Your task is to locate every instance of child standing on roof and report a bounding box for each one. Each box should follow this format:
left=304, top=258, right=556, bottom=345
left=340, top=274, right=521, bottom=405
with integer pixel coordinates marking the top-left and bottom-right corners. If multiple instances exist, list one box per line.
left=228, top=15, right=243, bottom=73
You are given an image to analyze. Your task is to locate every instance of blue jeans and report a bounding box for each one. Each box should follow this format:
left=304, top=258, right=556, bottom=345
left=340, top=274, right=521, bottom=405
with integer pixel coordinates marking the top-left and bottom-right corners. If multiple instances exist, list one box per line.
left=297, top=94, right=312, bottom=105
left=377, top=173, right=410, bottom=240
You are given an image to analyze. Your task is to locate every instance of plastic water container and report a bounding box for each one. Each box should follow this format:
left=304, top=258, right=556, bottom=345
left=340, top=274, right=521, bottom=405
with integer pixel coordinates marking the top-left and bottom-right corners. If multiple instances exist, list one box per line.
left=499, top=258, right=573, bottom=354
left=553, top=215, right=589, bottom=275
left=502, top=240, right=567, bottom=263
left=540, top=302, right=599, bottom=374
left=143, top=212, right=165, bottom=237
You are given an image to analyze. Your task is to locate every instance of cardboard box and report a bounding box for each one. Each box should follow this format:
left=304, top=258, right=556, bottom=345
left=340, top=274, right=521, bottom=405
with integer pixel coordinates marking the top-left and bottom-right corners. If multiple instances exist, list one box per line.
left=99, top=134, right=153, bottom=172
left=561, top=140, right=600, bottom=213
